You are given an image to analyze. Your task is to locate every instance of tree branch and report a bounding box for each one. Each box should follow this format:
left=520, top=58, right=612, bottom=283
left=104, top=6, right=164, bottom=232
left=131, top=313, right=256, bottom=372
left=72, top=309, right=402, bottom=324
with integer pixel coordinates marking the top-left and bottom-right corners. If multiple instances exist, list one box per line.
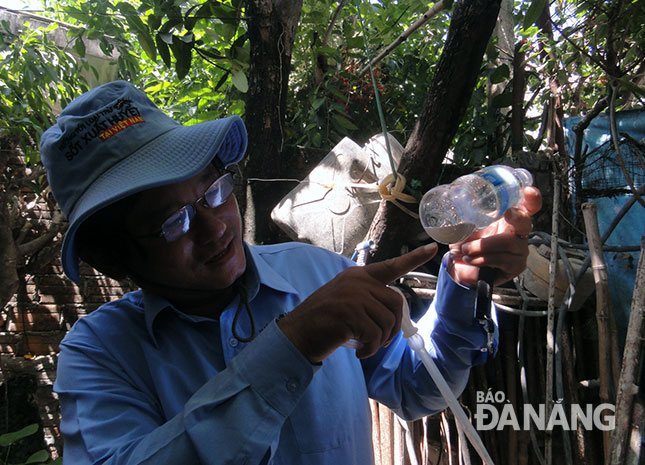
left=550, top=20, right=611, bottom=76
left=572, top=96, right=609, bottom=161
left=16, top=211, right=65, bottom=257
left=322, top=0, right=348, bottom=47
left=358, top=2, right=444, bottom=75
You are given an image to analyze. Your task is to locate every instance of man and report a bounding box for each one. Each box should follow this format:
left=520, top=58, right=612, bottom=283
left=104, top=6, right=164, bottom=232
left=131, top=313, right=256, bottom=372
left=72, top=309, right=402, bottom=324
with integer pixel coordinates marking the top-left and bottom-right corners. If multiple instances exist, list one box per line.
left=41, top=80, right=541, bottom=464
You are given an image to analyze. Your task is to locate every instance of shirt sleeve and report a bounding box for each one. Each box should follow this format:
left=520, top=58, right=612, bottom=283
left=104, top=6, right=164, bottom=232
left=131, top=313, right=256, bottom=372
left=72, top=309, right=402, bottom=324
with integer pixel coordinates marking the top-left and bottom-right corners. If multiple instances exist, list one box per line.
left=55, top=320, right=315, bottom=465
left=360, top=252, right=496, bottom=421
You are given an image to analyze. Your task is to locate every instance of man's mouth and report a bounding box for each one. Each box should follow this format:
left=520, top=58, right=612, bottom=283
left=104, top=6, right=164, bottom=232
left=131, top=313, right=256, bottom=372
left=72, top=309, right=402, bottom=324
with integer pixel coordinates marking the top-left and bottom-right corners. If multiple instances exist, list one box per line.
left=205, top=241, right=233, bottom=265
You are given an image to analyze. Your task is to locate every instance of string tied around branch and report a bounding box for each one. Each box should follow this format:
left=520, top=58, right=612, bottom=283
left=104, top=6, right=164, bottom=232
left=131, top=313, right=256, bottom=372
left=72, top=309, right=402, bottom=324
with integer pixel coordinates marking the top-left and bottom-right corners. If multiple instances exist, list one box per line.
left=378, top=173, right=419, bottom=219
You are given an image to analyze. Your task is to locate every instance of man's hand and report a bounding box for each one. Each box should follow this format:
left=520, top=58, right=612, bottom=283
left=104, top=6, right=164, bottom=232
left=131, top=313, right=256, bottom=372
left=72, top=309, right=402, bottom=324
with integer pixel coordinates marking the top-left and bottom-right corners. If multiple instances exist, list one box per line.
left=448, top=186, right=543, bottom=286
left=278, top=243, right=438, bottom=363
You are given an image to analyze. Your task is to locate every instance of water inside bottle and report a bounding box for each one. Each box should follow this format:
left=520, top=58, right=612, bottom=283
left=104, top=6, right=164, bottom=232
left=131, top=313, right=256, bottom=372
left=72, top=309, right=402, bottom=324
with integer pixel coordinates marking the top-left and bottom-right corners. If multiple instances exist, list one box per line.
left=419, top=185, right=477, bottom=243
left=423, top=222, right=476, bottom=244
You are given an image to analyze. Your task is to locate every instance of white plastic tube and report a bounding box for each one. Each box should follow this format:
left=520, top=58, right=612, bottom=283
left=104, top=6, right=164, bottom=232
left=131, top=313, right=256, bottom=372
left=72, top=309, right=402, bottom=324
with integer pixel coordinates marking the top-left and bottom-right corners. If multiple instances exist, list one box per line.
left=391, top=287, right=495, bottom=465
left=407, top=333, right=494, bottom=465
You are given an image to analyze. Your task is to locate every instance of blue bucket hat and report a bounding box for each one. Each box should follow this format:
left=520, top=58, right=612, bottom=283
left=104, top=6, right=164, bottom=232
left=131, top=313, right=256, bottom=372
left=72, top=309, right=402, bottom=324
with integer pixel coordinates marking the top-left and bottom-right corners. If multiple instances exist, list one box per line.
left=40, top=80, right=248, bottom=283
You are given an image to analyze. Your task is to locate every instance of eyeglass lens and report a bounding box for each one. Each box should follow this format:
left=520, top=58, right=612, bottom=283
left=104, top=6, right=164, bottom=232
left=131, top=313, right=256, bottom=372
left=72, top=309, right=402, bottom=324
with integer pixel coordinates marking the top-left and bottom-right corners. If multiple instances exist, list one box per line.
left=160, top=173, right=234, bottom=241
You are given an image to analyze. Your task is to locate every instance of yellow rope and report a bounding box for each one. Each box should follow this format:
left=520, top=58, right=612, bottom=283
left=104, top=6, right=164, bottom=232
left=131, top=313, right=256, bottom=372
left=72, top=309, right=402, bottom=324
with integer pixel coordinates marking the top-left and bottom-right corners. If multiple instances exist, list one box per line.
left=378, top=173, right=419, bottom=219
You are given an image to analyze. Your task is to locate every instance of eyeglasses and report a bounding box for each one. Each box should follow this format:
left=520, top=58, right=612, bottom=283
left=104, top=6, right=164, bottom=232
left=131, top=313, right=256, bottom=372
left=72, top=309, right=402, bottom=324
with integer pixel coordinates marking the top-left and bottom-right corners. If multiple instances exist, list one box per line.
left=136, top=172, right=235, bottom=242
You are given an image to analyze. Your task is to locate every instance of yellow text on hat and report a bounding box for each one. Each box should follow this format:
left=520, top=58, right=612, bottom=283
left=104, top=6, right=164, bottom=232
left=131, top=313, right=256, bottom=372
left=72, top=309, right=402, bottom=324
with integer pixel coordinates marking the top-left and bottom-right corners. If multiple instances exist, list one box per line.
left=99, top=115, right=145, bottom=141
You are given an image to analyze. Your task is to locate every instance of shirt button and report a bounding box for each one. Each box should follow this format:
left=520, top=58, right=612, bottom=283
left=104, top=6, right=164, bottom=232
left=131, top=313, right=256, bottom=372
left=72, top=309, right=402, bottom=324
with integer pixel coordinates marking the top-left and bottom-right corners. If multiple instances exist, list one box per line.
left=286, top=379, right=299, bottom=392
left=228, top=337, right=239, bottom=348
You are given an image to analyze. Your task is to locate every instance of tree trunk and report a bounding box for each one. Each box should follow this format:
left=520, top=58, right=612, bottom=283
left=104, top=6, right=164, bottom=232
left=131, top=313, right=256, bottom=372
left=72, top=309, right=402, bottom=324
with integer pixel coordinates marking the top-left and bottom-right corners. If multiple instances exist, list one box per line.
left=244, top=0, right=303, bottom=244
left=366, top=0, right=502, bottom=263
left=490, top=0, right=514, bottom=159
left=0, top=194, right=19, bottom=310
left=0, top=144, right=19, bottom=309
left=511, top=40, right=527, bottom=153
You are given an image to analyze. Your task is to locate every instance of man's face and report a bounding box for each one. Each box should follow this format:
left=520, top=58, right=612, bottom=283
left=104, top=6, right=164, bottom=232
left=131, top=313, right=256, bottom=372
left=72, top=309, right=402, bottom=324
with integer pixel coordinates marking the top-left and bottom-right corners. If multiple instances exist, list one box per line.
left=122, top=163, right=246, bottom=297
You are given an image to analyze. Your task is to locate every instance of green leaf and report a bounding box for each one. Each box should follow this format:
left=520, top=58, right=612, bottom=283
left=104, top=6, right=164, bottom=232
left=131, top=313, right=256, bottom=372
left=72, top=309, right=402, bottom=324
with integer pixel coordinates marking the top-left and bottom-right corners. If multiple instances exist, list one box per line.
left=179, top=33, right=194, bottom=44
left=231, top=44, right=249, bottom=64
left=24, top=180, right=42, bottom=194
left=212, top=4, right=237, bottom=23
left=138, top=31, right=157, bottom=61
left=326, top=86, right=347, bottom=102
left=523, top=0, right=546, bottom=29
left=231, top=32, right=248, bottom=49
left=491, top=93, right=513, bottom=108
left=73, top=36, right=86, bottom=57
left=166, top=5, right=183, bottom=25
left=315, top=45, right=340, bottom=58
left=312, top=97, right=326, bottom=110
left=489, top=64, right=510, bottom=84
left=332, top=113, right=359, bottom=130
left=213, top=70, right=230, bottom=91
left=0, top=424, right=39, bottom=447
left=66, top=27, right=82, bottom=38
left=170, top=38, right=192, bottom=79
left=25, top=449, right=50, bottom=463
left=156, top=34, right=171, bottom=68
left=230, top=68, right=248, bottom=93
left=230, top=58, right=248, bottom=72
left=119, top=2, right=148, bottom=34
left=158, top=32, right=173, bottom=45
left=148, top=13, right=161, bottom=31
left=330, top=102, right=350, bottom=117
left=220, top=23, right=237, bottom=42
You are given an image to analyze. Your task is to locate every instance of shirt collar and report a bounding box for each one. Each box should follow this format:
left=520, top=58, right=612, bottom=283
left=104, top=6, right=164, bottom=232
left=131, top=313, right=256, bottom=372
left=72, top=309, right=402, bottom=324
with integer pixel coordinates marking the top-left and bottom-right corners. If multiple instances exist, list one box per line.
left=246, top=243, right=298, bottom=296
left=142, top=242, right=298, bottom=342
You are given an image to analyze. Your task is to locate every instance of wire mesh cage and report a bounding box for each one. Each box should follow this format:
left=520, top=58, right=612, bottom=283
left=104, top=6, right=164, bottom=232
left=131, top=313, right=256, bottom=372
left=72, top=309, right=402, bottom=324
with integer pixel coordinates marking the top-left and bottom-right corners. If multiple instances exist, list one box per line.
left=579, top=134, right=645, bottom=199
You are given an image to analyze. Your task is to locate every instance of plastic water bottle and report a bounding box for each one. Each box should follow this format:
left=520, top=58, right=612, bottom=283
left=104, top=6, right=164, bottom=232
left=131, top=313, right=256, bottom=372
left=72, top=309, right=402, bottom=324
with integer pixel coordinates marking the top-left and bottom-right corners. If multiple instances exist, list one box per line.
left=419, top=165, right=533, bottom=244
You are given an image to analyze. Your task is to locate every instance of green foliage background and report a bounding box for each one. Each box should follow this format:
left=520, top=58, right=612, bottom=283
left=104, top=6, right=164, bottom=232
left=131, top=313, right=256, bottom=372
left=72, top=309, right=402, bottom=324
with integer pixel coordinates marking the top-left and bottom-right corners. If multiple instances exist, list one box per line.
left=2, top=0, right=643, bottom=166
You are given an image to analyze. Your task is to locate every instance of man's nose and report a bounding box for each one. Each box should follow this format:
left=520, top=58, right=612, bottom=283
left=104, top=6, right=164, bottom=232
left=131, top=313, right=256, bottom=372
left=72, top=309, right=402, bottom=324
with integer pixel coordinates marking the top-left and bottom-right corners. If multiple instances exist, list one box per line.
left=192, top=206, right=227, bottom=244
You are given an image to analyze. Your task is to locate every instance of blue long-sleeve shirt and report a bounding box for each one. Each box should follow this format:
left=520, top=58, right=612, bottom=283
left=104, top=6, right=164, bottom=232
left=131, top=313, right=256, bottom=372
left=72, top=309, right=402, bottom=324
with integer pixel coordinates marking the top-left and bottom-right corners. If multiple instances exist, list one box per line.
left=54, top=242, right=492, bottom=464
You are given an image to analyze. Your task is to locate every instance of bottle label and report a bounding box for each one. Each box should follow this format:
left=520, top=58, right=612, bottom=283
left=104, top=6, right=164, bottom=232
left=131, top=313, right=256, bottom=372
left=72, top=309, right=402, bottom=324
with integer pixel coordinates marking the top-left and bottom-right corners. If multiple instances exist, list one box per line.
left=478, top=169, right=512, bottom=214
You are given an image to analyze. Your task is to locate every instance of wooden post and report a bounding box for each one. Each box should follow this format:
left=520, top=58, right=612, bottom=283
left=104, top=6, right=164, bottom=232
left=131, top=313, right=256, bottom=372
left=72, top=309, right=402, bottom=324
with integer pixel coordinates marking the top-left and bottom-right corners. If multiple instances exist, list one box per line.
left=545, top=177, right=560, bottom=465
left=503, top=327, right=518, bottom=465
left=581, top=202, right=618, bottom=464
left=609, top=235, right=645, bottom=464
left=562, top=327, right=598, bottom=465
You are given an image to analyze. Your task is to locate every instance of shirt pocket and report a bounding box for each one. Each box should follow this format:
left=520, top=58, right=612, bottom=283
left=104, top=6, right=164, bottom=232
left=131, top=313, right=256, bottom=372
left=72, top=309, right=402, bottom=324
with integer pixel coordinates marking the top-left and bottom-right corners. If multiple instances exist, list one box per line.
left=287, top=350, right=370, bottom=453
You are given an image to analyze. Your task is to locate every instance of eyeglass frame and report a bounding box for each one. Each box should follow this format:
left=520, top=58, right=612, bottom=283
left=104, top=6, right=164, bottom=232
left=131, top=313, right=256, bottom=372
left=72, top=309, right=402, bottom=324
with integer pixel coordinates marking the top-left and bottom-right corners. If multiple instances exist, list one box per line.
left=133, top=170, right=236, bottom=242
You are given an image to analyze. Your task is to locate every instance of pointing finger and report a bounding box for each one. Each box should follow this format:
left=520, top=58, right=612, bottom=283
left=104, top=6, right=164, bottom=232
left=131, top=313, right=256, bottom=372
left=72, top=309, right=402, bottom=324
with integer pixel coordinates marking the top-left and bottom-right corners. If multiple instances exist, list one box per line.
left=363, top=243, right=438, bottom=284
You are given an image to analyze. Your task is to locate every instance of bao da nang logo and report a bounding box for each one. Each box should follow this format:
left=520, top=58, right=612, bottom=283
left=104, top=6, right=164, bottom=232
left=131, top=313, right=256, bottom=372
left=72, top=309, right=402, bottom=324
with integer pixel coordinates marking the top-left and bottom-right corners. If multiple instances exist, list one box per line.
left=474, top=390, right=615, bottom=431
